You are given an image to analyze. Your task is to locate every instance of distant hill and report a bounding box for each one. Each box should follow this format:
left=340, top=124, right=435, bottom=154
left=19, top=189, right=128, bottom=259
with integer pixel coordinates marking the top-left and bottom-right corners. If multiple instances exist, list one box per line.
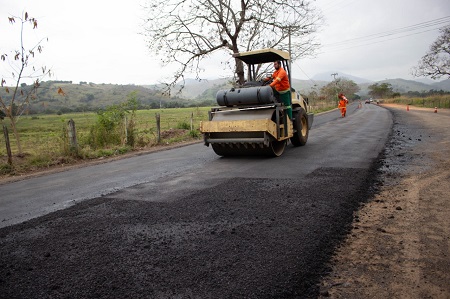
left=0, top=81, right=198, bottom=114
left=312, top=72, right=373, bottom=84
left=431, top=79, right=450, bottom=90
left=175, top=77, right=330, bottom=100
left=357, top=78, right=450, bottom=97
left=178, top=78, right=230, bottom=99
left=1, top=76, right=448, bottom=114
left=177, top=77, right=450, bottom=98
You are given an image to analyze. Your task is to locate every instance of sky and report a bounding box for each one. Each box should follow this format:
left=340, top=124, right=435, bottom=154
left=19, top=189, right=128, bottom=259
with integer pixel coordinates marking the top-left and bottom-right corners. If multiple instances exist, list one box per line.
left=1, top=0, right=450, bottom=86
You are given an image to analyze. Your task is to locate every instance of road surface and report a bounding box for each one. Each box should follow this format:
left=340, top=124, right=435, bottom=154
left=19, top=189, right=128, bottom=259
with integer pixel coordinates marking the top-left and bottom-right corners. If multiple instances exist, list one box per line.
left=0, top=103, right=392, bottom=298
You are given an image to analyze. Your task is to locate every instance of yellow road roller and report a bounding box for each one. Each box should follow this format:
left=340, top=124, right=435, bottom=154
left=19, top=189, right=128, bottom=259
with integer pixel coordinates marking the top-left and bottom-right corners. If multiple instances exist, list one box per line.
left=200, top=48, right=313, bottom=157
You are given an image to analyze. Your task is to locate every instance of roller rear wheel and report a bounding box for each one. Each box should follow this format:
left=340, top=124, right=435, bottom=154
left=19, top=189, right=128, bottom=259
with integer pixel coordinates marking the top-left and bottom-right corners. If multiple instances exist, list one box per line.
left=290, top=108, right=309, bottom=146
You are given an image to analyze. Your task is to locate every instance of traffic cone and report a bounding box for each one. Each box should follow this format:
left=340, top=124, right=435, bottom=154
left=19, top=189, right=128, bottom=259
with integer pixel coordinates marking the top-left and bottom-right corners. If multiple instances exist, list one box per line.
left=407, top=104, right=409, bottom=111
left=434, top=107, right=437, bottom=113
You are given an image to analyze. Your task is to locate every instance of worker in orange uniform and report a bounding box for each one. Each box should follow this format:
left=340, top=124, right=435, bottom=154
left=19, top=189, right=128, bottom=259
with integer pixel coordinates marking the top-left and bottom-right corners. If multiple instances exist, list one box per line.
left=338, top=93, right=349, bottom=117
left=265, top=60, right=292, bottom=119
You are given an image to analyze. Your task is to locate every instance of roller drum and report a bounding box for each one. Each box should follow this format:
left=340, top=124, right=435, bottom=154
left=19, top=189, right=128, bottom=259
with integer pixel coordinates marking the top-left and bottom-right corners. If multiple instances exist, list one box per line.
left=216, top=86, right=276, bottom=106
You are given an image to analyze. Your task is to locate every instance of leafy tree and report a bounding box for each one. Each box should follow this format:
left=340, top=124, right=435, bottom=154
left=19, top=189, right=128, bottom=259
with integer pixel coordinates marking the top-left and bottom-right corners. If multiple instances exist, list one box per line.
left=81, top=94, right=95, bottom=103
left=368, top=82, right=393, bottom=99
left=320, top=78, right=360, bottom=101
left=143, top=0, right=323, bottom=89
left=0, top=12, right=53, bottom=155
left=412, top=25, right=450, bottom=79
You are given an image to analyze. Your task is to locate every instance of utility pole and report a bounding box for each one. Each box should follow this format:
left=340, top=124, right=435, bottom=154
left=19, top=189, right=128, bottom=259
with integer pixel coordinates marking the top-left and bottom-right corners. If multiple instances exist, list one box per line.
left=288, top=26, right=292, bottom=84
left=331, top=73, right=338, bottom=81
left=331, top=73, right=339, bottom=106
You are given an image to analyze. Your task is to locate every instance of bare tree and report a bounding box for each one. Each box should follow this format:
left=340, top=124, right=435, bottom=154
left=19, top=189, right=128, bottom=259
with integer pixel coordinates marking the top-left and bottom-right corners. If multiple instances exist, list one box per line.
left=142, top=0, right=322, bottom=90
left=412, top=25, right=450, bottom=80
left=0, top=12, right=53, bottom=155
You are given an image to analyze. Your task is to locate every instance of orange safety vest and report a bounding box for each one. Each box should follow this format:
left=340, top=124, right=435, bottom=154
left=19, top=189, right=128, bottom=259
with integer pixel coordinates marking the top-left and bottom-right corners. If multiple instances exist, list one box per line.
left=338, top=98, right=348, bottom=108
left=270, top=67, right=290, bottom=92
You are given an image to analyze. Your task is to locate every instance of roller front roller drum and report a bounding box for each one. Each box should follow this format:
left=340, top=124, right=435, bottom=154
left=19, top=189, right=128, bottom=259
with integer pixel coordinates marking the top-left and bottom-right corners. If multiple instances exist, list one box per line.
left=211, top=139, right=287, bottom=157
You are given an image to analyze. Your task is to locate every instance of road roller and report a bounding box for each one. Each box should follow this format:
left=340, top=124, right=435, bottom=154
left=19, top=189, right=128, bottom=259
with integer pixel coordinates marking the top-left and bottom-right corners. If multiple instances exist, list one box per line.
left=200, top=48, right=314, bottom=157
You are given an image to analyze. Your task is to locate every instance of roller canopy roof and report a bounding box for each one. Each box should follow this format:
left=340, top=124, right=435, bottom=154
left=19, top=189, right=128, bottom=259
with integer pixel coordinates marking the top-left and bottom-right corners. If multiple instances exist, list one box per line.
left=232, top=48, right=290, bottom=65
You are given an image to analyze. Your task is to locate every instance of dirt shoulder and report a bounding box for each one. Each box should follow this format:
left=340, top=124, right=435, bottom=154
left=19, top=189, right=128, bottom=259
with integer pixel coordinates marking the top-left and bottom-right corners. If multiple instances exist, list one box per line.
left=319, top=104, right=450, bottom=298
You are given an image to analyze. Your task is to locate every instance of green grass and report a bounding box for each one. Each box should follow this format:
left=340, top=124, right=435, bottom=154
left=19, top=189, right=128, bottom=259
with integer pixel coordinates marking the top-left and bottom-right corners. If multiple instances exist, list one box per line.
left=0, top=107, right=211, bottom=174
left=381, top=95, right=450, bottom=108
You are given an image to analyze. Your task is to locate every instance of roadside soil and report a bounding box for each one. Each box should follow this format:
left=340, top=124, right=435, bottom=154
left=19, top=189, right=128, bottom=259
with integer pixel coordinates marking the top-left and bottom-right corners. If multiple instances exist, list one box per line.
left=319, top=104, right=450, bottom=298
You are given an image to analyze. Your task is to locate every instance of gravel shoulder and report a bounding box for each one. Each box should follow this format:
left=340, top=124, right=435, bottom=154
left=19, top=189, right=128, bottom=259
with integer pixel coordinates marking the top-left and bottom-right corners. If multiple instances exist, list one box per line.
left=319, top=104, right=450, bottom=298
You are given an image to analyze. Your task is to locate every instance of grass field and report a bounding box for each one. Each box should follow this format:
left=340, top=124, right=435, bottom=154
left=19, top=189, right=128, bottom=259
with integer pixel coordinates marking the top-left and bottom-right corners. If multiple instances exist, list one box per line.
left=381, top=94, right=450, bottom=108
left=0, top=107, right=211, bottom=175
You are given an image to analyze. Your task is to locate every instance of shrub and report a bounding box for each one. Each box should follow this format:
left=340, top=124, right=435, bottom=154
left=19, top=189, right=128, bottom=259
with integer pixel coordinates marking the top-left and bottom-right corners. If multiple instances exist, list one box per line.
left=177, top=121, right=191, bottom=130
left=86, top=95, right=138, bottom=149
left=189, top=129, right=200, bottom=138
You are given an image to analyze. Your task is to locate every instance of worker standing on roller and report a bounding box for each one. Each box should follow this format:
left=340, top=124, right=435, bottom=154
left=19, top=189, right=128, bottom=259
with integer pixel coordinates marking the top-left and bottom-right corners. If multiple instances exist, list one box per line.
left=265, top=60, right=292, bottom=119
left=338, top=93, right=349, bottom=117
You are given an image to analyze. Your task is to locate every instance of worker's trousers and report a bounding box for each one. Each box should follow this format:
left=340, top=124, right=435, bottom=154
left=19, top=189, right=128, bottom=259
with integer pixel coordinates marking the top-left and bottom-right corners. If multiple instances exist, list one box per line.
left=275, top=90, right=292, bottom=119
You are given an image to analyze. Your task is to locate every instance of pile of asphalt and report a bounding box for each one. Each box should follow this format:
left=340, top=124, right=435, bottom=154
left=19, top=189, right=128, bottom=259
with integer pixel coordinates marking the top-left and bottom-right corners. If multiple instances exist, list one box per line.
left=0, top=143, right=388, bottom=299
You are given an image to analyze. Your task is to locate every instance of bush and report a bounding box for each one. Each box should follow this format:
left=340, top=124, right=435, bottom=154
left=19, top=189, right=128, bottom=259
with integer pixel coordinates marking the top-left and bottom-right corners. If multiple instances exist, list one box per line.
left=177, top=121, right=191, bottom=130
left=189, top=130, right=200, bottom=138
left=86, top=95, right=138, bottom=149
left=0, top=163, right=13, bottom=175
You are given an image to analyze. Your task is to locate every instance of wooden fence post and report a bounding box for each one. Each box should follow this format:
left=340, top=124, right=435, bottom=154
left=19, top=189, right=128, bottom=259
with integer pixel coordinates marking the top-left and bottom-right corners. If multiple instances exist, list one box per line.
left=3, top=125, right=12, bottom=165
left=156, top=113, right=161, bottom=143
left=190, top=112, right=194, bottom=131
left=67, top=119, right=78, bottom=154
left=124, top=116, right=128, bottom=145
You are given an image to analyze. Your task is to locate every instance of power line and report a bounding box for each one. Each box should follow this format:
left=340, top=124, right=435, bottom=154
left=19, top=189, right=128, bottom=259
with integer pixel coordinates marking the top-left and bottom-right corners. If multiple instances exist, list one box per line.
left=319, top=27, right=444, bottom=54
left=317, top=16, right=450, bottom=54
left=294, top=60, right=320, bottom=86
left=294, top=16, right=449, bottom=82
left=324, top=16, right=450, bottom=49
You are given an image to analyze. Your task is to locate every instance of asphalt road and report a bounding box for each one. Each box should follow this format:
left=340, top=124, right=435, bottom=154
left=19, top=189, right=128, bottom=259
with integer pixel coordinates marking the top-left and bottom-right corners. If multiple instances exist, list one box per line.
left=0, top=102, right=392, bottom=298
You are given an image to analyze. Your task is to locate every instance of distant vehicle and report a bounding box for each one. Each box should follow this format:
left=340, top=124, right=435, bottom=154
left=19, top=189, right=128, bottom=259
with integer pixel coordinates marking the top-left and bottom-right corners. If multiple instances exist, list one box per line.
left=365, top=99, right=370, bottom=104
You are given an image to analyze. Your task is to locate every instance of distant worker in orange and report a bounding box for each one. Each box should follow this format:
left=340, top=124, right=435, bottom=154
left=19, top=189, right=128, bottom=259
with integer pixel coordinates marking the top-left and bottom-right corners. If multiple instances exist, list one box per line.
left=264, top=60, right=292, bottom=119
left=338, top=93, right=349, bottom=117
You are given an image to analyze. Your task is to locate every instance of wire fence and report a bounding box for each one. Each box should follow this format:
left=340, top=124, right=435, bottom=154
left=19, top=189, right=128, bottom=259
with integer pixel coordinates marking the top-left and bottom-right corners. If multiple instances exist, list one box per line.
left=0, top=108, right=209, bottom=173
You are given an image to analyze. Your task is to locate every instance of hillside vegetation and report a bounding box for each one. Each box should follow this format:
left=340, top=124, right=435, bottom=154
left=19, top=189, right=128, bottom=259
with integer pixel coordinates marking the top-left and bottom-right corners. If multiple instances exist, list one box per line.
left=0, top=81, right=214, bottom=115
left=1, top=78, right=449, bottom=116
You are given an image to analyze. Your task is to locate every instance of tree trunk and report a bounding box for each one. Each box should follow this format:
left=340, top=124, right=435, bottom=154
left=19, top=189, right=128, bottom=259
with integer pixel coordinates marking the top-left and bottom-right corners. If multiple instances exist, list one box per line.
left=235, top=58, right=245, bottom=85
left=2, top=125, right=12, bottom=165
left=9, top=118, right=23, bottom=156
left=232, top=42, right=245, bottom=85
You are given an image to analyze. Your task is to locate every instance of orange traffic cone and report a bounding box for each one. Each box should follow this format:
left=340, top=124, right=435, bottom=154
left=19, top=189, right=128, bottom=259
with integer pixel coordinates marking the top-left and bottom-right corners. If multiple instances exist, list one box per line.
left=434, top=107, right=437, bottom=113
left=407, top=104, right=410, bottom=111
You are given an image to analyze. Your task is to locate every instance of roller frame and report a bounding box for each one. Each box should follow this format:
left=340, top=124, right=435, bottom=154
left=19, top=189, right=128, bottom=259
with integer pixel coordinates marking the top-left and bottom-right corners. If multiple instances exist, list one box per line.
left=199, top=48, right=314, bottom=156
